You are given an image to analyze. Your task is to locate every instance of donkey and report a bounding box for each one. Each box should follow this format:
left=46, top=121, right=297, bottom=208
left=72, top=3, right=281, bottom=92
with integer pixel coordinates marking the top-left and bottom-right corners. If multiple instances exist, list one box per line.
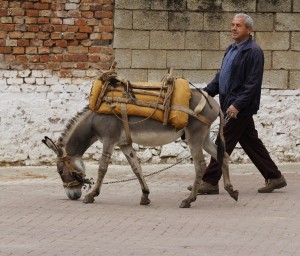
left=42, top=89, right=238, bottom=208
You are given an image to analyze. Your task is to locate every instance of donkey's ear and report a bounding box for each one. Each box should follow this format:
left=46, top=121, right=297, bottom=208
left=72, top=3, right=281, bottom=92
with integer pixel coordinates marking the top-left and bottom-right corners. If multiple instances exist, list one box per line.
left=42, top=136, right=59, bottom=155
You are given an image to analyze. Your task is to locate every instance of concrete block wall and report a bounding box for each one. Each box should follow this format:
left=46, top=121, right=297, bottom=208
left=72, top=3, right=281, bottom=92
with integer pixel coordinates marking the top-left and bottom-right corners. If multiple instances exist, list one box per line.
left=0, top=0, right=299, bottom=166
left=114, top=0, right=300, bottom=90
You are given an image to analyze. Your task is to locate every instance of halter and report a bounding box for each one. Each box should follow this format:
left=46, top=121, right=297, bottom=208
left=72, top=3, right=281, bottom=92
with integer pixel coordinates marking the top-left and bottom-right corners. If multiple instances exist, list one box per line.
left=56, top=153, right=90, bottom=189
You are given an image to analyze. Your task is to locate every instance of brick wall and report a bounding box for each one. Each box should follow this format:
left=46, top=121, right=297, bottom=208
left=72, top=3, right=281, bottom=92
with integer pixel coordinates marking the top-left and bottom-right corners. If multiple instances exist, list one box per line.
left=0, top=0, right=114, bottom=78
left=114, top=0, right=300, bottom=90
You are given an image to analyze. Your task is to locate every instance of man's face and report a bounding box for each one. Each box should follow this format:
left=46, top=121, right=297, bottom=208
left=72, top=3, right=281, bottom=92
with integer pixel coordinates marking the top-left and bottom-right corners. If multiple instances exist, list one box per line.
left=231, top=17, right=252, bottom=44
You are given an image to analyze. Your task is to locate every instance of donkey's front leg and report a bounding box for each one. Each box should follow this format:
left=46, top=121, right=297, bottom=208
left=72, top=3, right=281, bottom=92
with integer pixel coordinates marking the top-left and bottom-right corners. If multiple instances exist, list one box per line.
left=120, top=144, right=151, bottom=205
left=83, top=150, right=112, bottom=204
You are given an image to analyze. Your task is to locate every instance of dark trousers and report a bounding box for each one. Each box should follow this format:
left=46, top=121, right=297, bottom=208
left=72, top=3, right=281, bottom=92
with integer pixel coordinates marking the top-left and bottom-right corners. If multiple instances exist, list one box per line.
left=203, top=116, right=282, bottom=185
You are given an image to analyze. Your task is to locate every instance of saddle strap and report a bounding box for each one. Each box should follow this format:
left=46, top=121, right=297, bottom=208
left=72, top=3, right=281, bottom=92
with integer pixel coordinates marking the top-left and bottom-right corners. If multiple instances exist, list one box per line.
left=171, top=105, right=213, bottom=126
left=120, top=103, right=132, bottom=145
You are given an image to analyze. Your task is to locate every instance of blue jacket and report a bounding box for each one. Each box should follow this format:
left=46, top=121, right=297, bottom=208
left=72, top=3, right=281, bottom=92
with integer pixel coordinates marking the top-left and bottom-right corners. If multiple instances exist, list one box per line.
left=204, top=36, right=264, bottom=117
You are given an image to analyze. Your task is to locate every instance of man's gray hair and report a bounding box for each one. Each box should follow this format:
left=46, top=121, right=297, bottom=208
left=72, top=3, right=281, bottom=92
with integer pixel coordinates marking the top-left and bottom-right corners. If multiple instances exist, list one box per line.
left=234, top=13, right=254, bottom=28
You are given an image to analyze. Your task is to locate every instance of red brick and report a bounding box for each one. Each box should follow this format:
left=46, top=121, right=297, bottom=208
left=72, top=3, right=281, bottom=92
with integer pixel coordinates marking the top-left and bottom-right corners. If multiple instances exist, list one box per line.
left=90, top=4, right=102, bottom=11
left=0, top=9, right=8, bottom=16
left=59, top=70, right=73, bottom=78
left=53, top=25, right=68, bottom=32
left=51, top=3, right=63, bottom=11
left=52, top=47, right=63, bottom=54
left=5, top=54, right=15, bottom=61
left=37, top=32, right=50, bottom=39
left=89, top=46, right=102, bottom=53
left=9, top=1, right=21, bottom=8
left=44, top=40, right=55, bottom=47
left=13, top=17, right=25, bottom=24
left=30, top=39, right=43, bottom=47
left=9, top=32, right=22, bottom=39
left=79, top=26, right=93, bottom=33
left=74, top=19, right=86, bottom=26
left=103, top=5, right=113, bottom=11
left=34, top=3, right=49, bottom=9
left=55, top=40, right=67, bottom=47
left=51, top=32, right=62, bottom=40
left=81, top=11, right=93, bottom=18
left=63, top=54, right=88, bottom=62
left=67, top=46, right=88, bottom=54
left=0, top=39, right=5, bottom=46
left=68, top=40, right=79, bottom=46
left=28, top=55, right=40, bottom=62
left=0, top=31, right=7, bottom=39
left=0, top=24, right=15, bottom=32
left=26, top=10, right=39, bottom=17
left=68, top=10, right=81, bottom=18
left=51, top=54, right=63, bottom=62
left=38, top=17, right=50, bottom=24
left=26, top=47, right=38, bottom=54
left=11, top=8, right=25, bottom=16
left=38, top=47, right=50, bottom=54
left=94, top=11, right=113, bottom=19
left=67, top=26, right=79, bottom=32
left=22, top=2, right=34, bottom=9
left=25, top=17, right=37, bottom=24
left=40, top=55, right=50, bottom=62
left=16, top=55, right=28, bottom=63
left=88, top=55, right=100, bottom=62
left=63, top=33, right=75, bottom=40
left=50, top=18, right=62, bottom=24
left=76, top=62, right=89, bottom=69
left=102, top=33, right=113, bottom=40
left=0, top=46, right=12, bottom=53
left=76, top=33, right=88, bottom=40
left=0, top=1, right=8, bottom=8
left=102, top=19, right=113, bottom=26
left=13, top=47, right=25, bottom=54
left=40, top=24, right=53, bottom=32
left=28, top=25, right=40, bottom=32
left=18, top=39, right=30, bottom=46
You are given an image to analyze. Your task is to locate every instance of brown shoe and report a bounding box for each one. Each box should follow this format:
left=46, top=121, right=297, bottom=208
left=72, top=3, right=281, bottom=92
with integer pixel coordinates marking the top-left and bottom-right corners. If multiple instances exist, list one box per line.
left=258, top=175, right=287, bottom=193
left=187, top=181, right=219, bottom=195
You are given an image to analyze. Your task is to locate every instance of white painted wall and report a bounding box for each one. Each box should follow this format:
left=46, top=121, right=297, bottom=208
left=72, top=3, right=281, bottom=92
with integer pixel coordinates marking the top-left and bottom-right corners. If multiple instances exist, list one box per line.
left=0, top=70, right=299, bottom=165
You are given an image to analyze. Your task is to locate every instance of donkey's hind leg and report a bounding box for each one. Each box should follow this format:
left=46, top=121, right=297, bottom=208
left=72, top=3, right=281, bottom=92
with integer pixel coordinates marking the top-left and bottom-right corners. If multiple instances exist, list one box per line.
left=203, top=132, right=238, bottom=201
left=83, top=144, right=114, bottom=204
left=120, top=144, right=151, bottom=205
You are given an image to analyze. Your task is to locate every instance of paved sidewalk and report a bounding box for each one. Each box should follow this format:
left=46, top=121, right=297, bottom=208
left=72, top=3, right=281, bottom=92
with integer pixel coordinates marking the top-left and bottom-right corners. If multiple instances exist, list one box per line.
left=0, top=163, right=299, bottom=256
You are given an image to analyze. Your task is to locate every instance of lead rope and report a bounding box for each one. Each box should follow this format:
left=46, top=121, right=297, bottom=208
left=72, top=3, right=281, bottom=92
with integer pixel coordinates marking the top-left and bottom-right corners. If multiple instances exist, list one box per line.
left=102, top=154, right=192, bottom=185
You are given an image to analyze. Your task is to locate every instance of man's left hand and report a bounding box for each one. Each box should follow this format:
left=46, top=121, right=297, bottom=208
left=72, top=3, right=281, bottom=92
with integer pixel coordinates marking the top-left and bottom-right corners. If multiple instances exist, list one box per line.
left=226, top=105, right=239, bottom=118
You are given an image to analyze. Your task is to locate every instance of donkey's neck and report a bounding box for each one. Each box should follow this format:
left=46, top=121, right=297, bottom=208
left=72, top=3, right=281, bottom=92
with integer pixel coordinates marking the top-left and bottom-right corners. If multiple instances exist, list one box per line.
left=60, top=108, right=96, bottom=157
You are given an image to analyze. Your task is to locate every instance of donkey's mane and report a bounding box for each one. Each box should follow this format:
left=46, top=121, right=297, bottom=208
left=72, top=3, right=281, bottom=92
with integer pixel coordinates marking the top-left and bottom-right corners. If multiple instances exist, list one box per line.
left=58, top=105, right=91, bottom=146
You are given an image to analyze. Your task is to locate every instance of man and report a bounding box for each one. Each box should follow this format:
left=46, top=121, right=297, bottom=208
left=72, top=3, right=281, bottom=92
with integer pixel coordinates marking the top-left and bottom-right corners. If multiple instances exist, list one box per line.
left=188, top=13, right=287, bottom=194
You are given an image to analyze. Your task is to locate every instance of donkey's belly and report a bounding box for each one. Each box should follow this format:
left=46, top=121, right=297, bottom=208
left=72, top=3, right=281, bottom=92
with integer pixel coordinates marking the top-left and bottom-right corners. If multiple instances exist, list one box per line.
left=131, top=129, right=183, bottom=147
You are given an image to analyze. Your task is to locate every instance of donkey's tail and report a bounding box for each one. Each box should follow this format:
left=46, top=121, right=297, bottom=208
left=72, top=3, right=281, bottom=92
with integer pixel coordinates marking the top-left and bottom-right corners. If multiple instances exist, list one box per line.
left=216, top=109, right=226, bottom=166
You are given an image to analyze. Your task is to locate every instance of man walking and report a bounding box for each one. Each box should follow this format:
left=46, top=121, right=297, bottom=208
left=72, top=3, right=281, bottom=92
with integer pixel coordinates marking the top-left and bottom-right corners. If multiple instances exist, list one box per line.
left=188, top=13, right=287, bottom=194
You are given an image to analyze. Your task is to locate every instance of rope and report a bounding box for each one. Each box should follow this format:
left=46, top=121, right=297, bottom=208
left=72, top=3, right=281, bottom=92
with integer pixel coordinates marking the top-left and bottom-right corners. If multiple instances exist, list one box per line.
left=102, top=155, right=191, bottom=185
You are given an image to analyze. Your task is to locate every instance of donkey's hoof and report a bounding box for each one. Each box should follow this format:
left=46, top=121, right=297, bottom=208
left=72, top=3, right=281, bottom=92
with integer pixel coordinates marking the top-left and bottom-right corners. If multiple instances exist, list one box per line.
left=83, top=196, right=95, bottom=204
left=140, top=197, right=151, bottom=205
left=179, top=200, right=191, bottom=208
left=231, top=190, right=239, bottom=201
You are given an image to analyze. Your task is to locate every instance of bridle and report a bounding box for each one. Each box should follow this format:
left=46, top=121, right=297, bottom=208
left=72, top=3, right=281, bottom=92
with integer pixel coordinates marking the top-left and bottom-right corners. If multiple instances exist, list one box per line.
left=56, top=155, right=93, bottom=189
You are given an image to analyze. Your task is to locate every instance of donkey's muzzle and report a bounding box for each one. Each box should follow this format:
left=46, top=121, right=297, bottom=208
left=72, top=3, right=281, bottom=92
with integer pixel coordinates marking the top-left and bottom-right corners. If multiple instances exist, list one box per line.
left=64, top=188, right=82, bottom=200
